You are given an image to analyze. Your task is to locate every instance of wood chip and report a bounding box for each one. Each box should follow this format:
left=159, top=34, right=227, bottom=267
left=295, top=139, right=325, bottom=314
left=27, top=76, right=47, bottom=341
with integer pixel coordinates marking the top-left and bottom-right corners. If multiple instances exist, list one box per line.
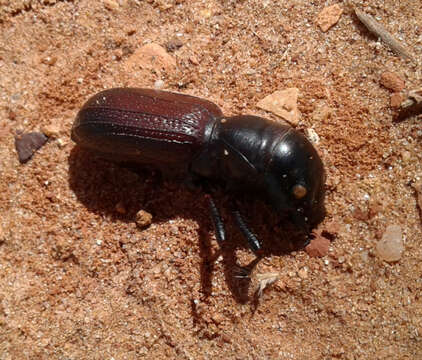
left=396, top=88, right=422, bottom=120
left=355, top=8, right=416, bottom=63
left=255, top=272, right=280, bottom=297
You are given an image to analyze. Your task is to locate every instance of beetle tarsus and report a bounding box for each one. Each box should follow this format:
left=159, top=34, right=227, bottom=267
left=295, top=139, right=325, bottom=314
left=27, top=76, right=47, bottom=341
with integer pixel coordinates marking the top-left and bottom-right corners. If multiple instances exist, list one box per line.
left=205, top=194, right=226, bottom=244
left=232, top=209, right=261, bottom=252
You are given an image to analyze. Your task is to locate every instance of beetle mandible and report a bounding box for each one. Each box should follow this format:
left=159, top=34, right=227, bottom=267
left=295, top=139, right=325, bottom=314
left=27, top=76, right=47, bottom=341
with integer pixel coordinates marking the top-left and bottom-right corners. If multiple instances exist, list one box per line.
left=71, top=88, right=325, bottom=252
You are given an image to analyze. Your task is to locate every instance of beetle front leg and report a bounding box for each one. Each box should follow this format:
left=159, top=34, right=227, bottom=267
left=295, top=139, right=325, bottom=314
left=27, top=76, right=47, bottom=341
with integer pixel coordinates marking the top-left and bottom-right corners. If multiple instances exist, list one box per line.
left=232, top=209, right=261, bottom=252
left=205, top=194, right=226, bottom=244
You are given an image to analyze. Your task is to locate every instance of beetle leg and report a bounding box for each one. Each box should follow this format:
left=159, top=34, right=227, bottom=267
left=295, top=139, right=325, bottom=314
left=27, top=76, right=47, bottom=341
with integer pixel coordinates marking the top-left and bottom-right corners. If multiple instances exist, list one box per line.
left=232, top=209, right=261, bottom=252
left=205, top=194, right=226, bottom=244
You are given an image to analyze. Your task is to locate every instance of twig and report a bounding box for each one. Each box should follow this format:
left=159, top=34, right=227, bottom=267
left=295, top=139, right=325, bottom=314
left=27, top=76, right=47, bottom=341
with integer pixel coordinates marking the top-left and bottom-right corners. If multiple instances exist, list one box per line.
left=396, top=88, right=422, bottom=121
left=354, top=8, right=416, bottom=63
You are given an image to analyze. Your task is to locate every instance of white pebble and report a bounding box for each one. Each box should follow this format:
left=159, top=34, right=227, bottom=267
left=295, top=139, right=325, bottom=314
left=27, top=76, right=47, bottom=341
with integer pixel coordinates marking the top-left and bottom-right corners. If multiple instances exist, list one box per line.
left=305, top=128, right=320, bottom=144
left=154, top=80, right=165, bottom=89
left=376, top=225, right=404, bottom=262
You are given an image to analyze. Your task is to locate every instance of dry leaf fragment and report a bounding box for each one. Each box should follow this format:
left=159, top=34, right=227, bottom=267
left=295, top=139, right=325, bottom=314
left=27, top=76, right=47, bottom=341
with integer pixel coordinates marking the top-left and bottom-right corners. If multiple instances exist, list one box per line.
left=15, top=131, right=48, bottom=163
left=255, top=272, right=280, bottom=297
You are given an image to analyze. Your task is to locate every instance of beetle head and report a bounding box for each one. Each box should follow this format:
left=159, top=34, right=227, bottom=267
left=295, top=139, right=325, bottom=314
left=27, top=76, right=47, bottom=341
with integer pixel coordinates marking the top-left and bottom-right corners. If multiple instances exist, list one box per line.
left=264, top=129, right=326, bottom=233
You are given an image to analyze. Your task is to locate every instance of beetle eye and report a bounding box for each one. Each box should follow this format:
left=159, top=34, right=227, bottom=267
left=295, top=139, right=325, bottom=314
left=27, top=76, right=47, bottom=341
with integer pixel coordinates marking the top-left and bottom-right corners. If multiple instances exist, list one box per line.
left=292, top=184, right=307, bottom=199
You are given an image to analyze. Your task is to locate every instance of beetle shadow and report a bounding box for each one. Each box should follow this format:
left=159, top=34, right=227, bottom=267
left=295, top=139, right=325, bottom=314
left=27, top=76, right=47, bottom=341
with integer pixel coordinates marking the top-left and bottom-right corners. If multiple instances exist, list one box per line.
left=68, top=146, right=309, bottom=304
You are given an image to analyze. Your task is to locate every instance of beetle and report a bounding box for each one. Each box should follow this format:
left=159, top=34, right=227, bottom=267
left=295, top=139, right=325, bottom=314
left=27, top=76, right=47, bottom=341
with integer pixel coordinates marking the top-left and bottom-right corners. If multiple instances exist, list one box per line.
left=71, top=88, right=325, bottom=252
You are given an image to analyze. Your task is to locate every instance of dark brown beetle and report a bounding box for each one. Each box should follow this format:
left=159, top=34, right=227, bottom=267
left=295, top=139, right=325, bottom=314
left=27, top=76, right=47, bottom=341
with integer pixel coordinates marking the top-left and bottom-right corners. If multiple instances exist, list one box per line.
left=71, top=88, right=325, bottom=252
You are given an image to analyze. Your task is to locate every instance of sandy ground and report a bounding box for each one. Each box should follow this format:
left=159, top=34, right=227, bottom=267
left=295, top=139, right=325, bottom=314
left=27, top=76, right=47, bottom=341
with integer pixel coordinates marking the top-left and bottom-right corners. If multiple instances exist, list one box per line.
left=0, top=1, right=421, bottom=359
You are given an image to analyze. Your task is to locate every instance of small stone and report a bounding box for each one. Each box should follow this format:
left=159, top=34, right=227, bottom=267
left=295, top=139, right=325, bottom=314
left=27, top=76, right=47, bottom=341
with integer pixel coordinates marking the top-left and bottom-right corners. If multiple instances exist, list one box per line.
left=8, top=110, right=16, bottom=120
left=306, top=233, right=330, bottom=257
left=211, top=313, right=224, bottom=325
left=165, top=38, right=183, bottom=53
left=113, top=48, right=123, bottom=61
left=103, top=0, right=120, bottom=11
left=376, top=225, right=404, bottom=262
left=41, top=123, right=61, bottom=138
left=257, top=88, right=300, bottom=125
left=368, top=199, right=382, bottom=219
left=380, top=72, right=405, bottom=92
left=199, top=8, right=212, bottom=19
left=51, top=239, right=74, bottom=261
left=56, top=138, right=66, bottom=148
left=324, top=221, right=341, bottom=237
left=189, top=55, right=199, bottom=65
left=124, top=43, right=177, bottom=75
left=390, top=93, right=404, bottom=108
left=410, top=180, right=422, bottom=212
left=41, top=56, right=57, bottom=66
left=221, top=333, right=232, bottom=343
left=401, top=150, right=411, bottom=162
left=353, top=207, right=369, bottom=221
left=305, top=128, right=320, bottom=144
left=312, top=102, right=332, bottom=123
left=15, top=131, right=48, bottom=164
left=154, top=79, right=165, bottom=89
left=136, top=210, right=152, bottom=229
left=315, top=4, right=343, bottom=32
left=115, top=201, right=127, bottom=214
left=297, top=268, right=308, bottom=279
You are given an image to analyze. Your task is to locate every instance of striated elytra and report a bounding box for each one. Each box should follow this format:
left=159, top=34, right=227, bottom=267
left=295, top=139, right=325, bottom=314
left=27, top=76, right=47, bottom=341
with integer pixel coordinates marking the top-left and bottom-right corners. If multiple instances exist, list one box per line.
left=71, top=88, right=325, bottom=252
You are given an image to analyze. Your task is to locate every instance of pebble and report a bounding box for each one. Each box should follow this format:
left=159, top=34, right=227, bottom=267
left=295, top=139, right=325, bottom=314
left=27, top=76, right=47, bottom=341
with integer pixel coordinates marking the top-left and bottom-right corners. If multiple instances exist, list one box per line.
left=312, top=102, right=332, bottom=123
left=390, top=92, right=404, bottom=108
left=305, top=128, right=320, bottom=144
left=41, top=123, right=61, bottom=138
left=124, top=43, right=177, bottom=75
left=305, top=234, right=330, bottom=257
left=136, top=210, right=153, bottom=229
left=103, top=0, right=120, bottom=11
left=41, top=56, right=57, bottom=66
left=256, top=88, right=300, bottom=125
left=376, top=225, right=404, bottom=262
left=189, top=55, right=199, bottom=65
left=14, top=131, right=48, bottom=163
left=165, top=38, right=183, bottom=53
left=297, top=268, right=308, bottom=279
left=56, top=138, right=66, bottom=148
left=315, top=4, right=343, bottom=32
left=154, top=79, right=165, bottom=89
left=380, top=72, right=405, bottom=92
